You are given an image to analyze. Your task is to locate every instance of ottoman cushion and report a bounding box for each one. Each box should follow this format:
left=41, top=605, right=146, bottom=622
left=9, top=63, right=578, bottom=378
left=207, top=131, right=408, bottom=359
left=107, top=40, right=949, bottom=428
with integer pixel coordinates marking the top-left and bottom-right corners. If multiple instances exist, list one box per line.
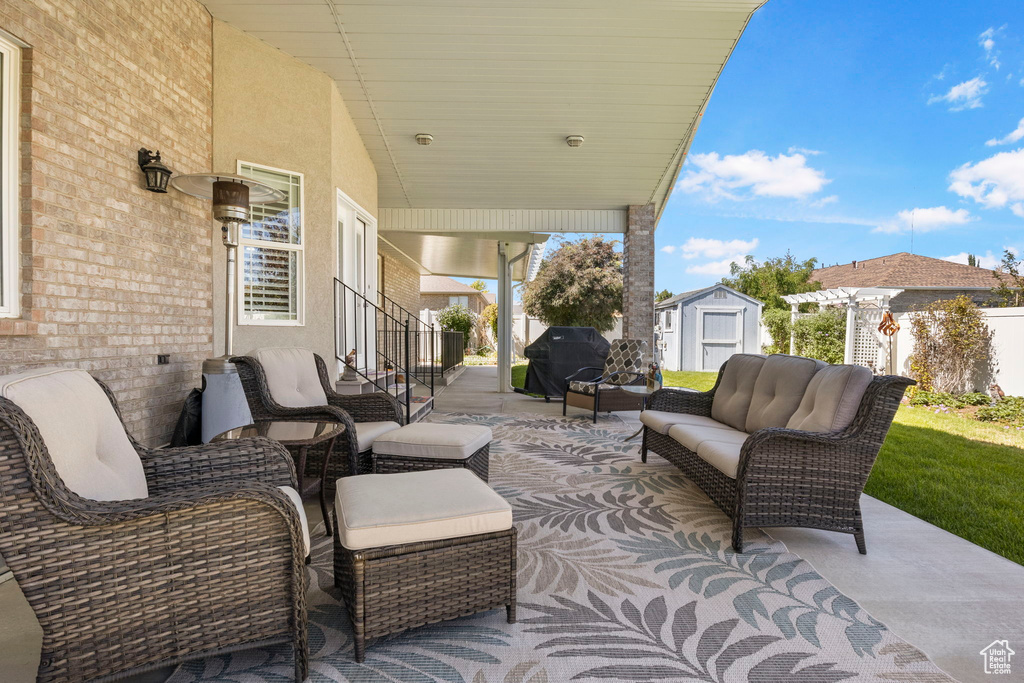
left=335, top=469, right=511, bottom=550
left=355, top=421, right=402, bottom=451
left=373, top=423, right=491, bottom=460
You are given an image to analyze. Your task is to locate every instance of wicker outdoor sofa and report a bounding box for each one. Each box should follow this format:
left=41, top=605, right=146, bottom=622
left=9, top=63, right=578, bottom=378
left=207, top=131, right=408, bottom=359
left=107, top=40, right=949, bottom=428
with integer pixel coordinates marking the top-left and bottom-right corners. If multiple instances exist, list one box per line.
left=0, top=368, right=310, bottom=682
left=232, top=348, right=405, bottom=483
left=640, top=353, right=913, bottom=554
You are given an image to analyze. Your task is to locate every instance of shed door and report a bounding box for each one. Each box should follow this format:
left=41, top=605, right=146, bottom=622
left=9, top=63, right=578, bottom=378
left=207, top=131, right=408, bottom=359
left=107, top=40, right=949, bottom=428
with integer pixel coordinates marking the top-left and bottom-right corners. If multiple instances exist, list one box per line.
left=697, top=308, right=743, bottom=371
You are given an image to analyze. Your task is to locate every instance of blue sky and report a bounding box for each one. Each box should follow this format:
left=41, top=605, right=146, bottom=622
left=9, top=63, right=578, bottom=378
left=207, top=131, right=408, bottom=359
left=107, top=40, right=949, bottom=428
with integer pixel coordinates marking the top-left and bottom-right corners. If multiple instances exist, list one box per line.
left=657, top=0, right=1024, bottom=295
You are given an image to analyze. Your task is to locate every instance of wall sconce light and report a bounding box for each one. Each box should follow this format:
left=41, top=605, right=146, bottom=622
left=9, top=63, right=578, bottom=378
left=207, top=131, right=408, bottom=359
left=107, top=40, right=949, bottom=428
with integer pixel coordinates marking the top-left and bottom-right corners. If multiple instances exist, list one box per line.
left=138, top=148, right=172, bottom=193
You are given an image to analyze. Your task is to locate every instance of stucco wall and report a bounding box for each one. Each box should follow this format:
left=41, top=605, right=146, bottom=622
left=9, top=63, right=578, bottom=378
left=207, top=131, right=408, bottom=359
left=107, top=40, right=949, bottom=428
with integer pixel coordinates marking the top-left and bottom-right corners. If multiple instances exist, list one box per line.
left=0, top=0, right=213, bottom=445
left=212, top=21, right=377, bottom=364
left=889, top=289, right=990, bottom=313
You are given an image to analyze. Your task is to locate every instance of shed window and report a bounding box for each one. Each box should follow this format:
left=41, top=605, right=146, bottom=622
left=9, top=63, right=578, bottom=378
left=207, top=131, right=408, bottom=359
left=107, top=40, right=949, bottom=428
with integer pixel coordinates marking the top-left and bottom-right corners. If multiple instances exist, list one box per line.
left=664, top=310, right=673, bottom=330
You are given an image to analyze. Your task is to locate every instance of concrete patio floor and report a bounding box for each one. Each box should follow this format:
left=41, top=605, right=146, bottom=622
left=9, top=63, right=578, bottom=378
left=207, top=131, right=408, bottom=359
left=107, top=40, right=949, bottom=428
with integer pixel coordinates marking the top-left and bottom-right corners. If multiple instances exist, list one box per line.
left=1, top=365, right=1020, bottom=682
left=438, top=366, right=1024, bottom=683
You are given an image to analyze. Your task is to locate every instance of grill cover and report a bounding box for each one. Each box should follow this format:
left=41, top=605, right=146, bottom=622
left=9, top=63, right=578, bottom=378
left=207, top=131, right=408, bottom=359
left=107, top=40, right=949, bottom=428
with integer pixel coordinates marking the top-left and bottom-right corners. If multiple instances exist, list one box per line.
left=523, top=327, right=610, bottom=397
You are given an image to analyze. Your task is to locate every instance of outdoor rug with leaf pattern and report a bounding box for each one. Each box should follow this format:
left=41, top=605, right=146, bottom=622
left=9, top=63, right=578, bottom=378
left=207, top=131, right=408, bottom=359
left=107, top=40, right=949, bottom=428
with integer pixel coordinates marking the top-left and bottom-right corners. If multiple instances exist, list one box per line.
left=170, top=412, right=955, bottom=683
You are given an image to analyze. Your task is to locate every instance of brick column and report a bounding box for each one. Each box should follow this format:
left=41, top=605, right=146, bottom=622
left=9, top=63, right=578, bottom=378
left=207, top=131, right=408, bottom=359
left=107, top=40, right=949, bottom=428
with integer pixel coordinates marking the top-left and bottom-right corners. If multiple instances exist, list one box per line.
left=622, top=204, right=656, bottom=360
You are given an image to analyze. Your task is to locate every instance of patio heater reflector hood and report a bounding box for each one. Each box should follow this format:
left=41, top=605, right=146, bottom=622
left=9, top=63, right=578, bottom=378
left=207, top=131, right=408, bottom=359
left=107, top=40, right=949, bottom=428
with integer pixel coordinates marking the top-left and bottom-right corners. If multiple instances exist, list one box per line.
left=170, top=173, right=286, bottom=441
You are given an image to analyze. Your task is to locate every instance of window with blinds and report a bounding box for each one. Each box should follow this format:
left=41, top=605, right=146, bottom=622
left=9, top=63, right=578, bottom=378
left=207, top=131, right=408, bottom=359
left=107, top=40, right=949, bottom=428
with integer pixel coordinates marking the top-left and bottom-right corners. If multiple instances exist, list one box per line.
left=0, top=34, right=22, bottom=318
left=237, top=163, right=304, bottom=325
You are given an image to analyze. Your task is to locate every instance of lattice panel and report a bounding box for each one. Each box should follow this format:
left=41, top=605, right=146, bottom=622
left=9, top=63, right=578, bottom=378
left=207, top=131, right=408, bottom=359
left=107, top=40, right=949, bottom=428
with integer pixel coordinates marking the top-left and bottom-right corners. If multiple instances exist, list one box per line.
left=853, top=310, right=884, bottom=371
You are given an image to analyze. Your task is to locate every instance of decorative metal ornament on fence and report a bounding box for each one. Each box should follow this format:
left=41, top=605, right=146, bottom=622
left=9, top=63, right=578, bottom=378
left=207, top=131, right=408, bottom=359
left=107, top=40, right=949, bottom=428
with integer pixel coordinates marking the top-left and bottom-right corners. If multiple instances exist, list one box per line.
left=877, top=311, right=900, bottom=374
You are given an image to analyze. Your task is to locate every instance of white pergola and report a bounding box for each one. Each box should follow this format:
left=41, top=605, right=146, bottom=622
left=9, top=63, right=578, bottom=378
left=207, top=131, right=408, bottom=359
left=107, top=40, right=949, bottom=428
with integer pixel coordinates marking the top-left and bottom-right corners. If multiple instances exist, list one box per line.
left=781, top=287, right=903, bottom=365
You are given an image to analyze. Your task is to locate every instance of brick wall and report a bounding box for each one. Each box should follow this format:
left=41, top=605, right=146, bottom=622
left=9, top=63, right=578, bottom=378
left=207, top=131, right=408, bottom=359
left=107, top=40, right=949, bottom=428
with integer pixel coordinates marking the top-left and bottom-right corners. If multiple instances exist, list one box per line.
left=381, top=253, right=420, bottom=315
left=421, top=293, right=488, bottom=315
left=622, top=204, right=655, bottom=359
left=0, top=0, right=214, bottom=445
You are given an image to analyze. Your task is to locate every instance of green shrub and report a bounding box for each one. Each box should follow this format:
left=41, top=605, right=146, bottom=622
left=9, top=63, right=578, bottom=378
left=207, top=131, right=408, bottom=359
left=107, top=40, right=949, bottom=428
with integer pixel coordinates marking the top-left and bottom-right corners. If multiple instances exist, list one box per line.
left=976, top=397, right=1024, bottom=426
left=792, top=307, right=845, bottom=364
left=476, top=345, right=492, bottom=356
left=436, top=304, right=476, bottom=350
left=761, top=308, right=791, bottom=354
left=481, top=303, right=498, bottom=339
left=960, top=392, right=993, bottom=406
left=910, top=391, right=966, bottom=409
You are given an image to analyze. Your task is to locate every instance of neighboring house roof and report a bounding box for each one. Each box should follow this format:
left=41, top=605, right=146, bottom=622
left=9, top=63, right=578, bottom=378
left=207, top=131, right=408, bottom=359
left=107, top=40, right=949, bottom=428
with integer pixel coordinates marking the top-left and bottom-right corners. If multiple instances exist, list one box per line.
left=420, top=275, right=488, bottom=295
left=655, top=284, right=762, bottom=309
left=811, top=252, right=1000, bottom=289
left=483, top=292, right=496, bottom=305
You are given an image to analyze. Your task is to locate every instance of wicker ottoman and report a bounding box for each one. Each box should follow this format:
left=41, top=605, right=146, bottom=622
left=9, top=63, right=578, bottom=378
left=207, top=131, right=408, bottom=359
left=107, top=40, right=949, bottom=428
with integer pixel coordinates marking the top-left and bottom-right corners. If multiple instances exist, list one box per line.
left=371, top=423, right=491, bottom=482
left=333, top=469, right=516, bottom=661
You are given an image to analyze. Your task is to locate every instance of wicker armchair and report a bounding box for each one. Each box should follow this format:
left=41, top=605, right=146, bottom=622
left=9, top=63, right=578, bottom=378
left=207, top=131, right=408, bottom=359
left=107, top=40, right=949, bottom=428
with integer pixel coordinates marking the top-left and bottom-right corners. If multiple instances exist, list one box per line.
left=0, top=370, right=309, bottom=682
left=642, top=361, right=913, bottom=553
left=563, top=338, right=649, bottom=422
left=232, top=350, right=404, bottom=484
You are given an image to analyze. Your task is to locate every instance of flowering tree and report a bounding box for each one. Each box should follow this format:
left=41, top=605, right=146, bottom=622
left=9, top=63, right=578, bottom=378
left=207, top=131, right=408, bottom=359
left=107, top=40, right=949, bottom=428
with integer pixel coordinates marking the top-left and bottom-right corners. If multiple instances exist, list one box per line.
left=436, top=303, right=476, bottom=350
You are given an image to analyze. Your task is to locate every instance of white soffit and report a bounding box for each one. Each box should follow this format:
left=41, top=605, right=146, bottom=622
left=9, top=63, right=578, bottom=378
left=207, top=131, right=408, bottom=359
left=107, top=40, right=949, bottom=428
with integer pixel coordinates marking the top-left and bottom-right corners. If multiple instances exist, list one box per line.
left=201, top=0, right=765, bottom=214
left=379, top=230, right=548, bottom=280
left=379, top=208, right=627, bottom=233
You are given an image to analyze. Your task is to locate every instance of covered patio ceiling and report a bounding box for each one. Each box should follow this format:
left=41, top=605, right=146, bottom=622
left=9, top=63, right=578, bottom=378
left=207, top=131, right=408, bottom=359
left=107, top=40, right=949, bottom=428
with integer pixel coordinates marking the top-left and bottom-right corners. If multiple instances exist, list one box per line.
left=200, top=0, right=765, bottom=217
left=378, top=230, right=548, bottom=280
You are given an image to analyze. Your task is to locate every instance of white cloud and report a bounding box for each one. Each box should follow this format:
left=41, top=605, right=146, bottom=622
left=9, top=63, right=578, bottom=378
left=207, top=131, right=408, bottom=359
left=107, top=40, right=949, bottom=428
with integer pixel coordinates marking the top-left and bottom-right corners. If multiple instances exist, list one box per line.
left=979, top=26, right=1004, bottom=69
left=948, top=148, right=1024, bottom=218
left=677, top=150, right=830, bottom=201
left=811, top=194, right=839, bottom=207
left=987, top=117, right=1024, bottom=146
left=942, top=250, right=1002, bottom=269
left=679, top=237, right=759, bottom=260
left=685, top=258, right=744, bottom=276
left=787, top=146, right=822, bottom=156
left=660, top=245, right=676, bottom=254
left=928, top=76, right=989, bottom=111
left=873, top=206, right=975, bottom=234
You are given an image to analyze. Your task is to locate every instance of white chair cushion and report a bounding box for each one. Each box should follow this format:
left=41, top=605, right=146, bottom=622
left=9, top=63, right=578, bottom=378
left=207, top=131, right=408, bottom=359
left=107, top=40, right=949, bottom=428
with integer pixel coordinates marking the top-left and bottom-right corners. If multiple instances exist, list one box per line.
left=334, top=469, right=512, bottom=550
left=0, top=368, right=148, bottom=501
left=278, top=485, right=310, bottom=557
left=254, top=347, right=328, bottom=408
left=640, top=410, right=724, bottom=435
left=372, top=423, right=492, bottom=460
left=710, top=354, right=767, bottom=431
left=667, top=423, right=748, bottom=453
left=744, top=355, right=822, bottom=433
left=695, top=439, right=745, bottom=479
left=787, top=364, right=873, bottom=433
left=355, top=421, right=402, bottom=452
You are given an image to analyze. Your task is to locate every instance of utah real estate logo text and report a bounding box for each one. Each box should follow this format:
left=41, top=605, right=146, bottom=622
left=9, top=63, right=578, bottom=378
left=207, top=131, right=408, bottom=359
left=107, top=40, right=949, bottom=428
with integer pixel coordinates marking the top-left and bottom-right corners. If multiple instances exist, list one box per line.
left=980, top=640, right=1014, bottom=675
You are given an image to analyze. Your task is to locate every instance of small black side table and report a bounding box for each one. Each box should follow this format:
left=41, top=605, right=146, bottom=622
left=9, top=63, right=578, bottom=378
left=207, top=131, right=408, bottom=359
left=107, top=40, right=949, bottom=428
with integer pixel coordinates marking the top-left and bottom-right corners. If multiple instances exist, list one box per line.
left=213, top=420, right=344, bottom=536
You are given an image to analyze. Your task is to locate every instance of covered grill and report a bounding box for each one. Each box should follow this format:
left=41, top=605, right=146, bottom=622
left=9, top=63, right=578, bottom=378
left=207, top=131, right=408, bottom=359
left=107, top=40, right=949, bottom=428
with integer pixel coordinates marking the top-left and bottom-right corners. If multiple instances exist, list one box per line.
left=520, top=327, right=610, bottom=398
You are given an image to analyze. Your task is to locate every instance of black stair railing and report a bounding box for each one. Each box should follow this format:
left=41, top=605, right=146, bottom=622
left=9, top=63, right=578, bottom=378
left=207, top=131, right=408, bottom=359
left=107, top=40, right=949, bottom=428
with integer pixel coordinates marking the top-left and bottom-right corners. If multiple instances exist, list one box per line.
left=378, top=292, right=435, bottom=394
left=335, top=278, right=422, bottom=423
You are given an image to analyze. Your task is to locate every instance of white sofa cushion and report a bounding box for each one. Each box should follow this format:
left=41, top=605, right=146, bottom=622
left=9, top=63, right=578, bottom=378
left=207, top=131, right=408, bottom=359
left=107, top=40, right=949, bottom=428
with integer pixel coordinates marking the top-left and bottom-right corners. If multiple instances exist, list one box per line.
left=695, top=439, right=745, bottom=479
left=372, top=423, right=492, bottom=459
left=254, top=347, right=328, bottom=408
left=787, top=364, right=873, bottom=433
left=334, top=469, right=512, bottom=550
left=639, top=410, right=724, bottom=435
left=745, top=355, right=823, bottom=433
left=278, top=485, right=310, bottom=557
left=667, top=423, right=748, bottom=453
left=710, top=354, right=767, bottom=430
left=355, top=421, right=402, bottom=452
left=0, top=368, right=148, bottom=501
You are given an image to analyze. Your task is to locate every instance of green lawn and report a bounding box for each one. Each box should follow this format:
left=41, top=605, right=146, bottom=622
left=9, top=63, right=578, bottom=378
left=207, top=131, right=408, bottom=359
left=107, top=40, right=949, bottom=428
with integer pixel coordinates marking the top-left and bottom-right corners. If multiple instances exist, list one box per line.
left=659, top=370, right=1024, bottom=564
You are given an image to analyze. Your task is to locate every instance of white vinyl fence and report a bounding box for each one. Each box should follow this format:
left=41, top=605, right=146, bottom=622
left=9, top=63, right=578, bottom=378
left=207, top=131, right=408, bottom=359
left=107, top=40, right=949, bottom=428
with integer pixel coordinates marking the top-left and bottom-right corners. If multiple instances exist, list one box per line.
left=888, top=307, right=1023, bottom=396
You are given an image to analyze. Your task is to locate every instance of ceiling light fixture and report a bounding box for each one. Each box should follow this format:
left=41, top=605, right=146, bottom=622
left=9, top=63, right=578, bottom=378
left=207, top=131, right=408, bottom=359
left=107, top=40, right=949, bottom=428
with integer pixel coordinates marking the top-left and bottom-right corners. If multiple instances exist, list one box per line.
left=565, top=135, right=585, bottom=148
left=415, top=133, right=434, bottom=146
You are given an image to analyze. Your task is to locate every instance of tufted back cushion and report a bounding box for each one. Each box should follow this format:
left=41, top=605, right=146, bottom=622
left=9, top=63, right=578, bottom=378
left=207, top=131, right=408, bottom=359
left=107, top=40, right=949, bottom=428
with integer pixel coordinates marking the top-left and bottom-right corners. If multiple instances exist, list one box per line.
left=710, top=354, right=767, bottom=430
left=0, top=368, right=148, bottom=501
left=603, top=339, right=648, bottom=385
left=255, top=348, right=328, bottom=408
left=744, top=355, right=823, bottom=433
left=787, top=364, right=873, bottom=433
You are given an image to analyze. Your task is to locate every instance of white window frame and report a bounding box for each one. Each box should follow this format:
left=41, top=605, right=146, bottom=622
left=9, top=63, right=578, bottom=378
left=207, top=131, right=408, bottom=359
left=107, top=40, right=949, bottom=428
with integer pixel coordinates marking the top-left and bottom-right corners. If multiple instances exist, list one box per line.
left=0, top=31, right=24, bottom=319
left=663, top=309, right=673, bottom=331
left=449, top=295, right=469, bottom=308
left=236, top=160, right=305, bottom=327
